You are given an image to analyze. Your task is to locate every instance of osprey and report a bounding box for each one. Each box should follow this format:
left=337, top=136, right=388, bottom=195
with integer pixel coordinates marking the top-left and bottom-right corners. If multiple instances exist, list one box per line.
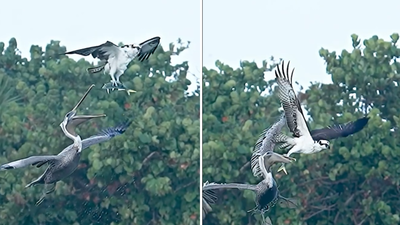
left=64, top=36, right=161, bottom=94
left=273, top=61, right=370, bottom=174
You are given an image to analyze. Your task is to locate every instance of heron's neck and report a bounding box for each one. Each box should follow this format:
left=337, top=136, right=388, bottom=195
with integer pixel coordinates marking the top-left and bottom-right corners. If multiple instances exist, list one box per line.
left=258, top=155, right=272, bottom=182
left=72, top=135, right=83, bottom=151
left=263, top=172, right=274, bottom=187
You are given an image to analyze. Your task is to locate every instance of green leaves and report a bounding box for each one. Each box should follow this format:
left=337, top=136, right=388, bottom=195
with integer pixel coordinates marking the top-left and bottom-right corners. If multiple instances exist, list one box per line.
left=204, top=34, right=398, bottom=225
left=0, top=38, right=199, bottom=225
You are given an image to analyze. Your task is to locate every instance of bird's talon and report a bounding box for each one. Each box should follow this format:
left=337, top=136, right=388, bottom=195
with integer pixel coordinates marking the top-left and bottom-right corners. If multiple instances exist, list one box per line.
left=277, top=165, right=288, bottom=175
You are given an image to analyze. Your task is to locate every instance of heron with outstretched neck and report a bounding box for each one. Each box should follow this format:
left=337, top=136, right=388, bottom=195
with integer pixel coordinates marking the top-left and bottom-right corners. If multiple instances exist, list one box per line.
left=0, top=84, right=130, bottom=205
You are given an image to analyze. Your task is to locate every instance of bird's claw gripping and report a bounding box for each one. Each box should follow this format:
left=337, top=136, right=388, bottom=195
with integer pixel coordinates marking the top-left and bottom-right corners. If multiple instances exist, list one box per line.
left=123, top=89, right=136, bottom=95
left=102, top=82, right=116, bottom=91
left=101, top=82, right=136, bottom=95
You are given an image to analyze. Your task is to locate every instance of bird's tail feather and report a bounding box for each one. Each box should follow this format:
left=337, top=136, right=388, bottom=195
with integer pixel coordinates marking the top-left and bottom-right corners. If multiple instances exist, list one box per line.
left=273, top=133, right=296, bottom=151
left=88, top=65, right=105, bottom=74
left=273, top=133, right=291, bottom=144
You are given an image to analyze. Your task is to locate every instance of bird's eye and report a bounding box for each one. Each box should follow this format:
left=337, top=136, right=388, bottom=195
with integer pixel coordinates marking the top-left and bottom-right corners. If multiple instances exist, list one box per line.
left=65, top=112, right=74, bottom=118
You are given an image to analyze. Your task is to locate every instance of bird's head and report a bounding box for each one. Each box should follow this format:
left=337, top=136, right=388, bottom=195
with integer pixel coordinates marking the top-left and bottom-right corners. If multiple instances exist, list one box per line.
left=130, top=44, right=140, bottom=50
left=263, top=151, right=295, bottom=171
left=121, top=44, right=140, bottom=57
left=316, top=139, right=330, bottom=150
left=60, top=110, right=77, bottom=133
left=59, top=84, right=95, bottom=138
left=60, top=108, right=79, bottom=137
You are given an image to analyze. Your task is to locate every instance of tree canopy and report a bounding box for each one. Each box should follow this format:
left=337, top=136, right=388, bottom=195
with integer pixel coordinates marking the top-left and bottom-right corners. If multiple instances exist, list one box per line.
left=0, top=38, right=200, bottom=225
left=202, top=34, right=399, bottom=225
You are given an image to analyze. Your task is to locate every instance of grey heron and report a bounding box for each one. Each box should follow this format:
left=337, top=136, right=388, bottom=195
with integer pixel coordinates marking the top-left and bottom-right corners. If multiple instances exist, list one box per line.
left=250, top=113, right=295, bottom=178
left=64, top=36, right=160, bottom=95
left=273, top=61, right=369, bottom=174
left=202, top=151, right=298, bottom=223
left=0, top=85, right=130, bottom=205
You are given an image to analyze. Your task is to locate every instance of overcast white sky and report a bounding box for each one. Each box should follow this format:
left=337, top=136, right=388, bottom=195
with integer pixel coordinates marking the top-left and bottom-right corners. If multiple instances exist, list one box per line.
left=203, top=0, right=399, bottom=90
left=0, top=0, right=200, bottom=92
left=2, top=0, right=399, bottom=93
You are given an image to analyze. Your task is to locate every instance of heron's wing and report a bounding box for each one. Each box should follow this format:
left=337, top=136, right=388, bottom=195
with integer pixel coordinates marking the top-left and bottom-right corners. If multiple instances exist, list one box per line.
left=59, top=121, right=132, bottom=154
left=64, top=41, right=119, bottom=61
left=311, top=117, right=369, bottom=141
left=202, top=182, right=258, bottom=192
left=137, top=36, right=160, bottom=62
left=275, top=61, right=311, bottom=138
left=202, top=181, right=218, bottom=219
left=82, top=121, right=131, bottom=149
left=251, top=114, right=286, bottom=177
left=277, top=195, right=299, bottom=209
left=0, top=155, right=57, bottom=170
left=202, top=198, right=212, bottom=219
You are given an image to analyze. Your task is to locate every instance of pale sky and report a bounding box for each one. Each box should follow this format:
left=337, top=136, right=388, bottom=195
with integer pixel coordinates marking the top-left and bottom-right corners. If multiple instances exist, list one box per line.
left=203, top=0, right=399, bottom=90
left=0, top=0, right=200, bottom=92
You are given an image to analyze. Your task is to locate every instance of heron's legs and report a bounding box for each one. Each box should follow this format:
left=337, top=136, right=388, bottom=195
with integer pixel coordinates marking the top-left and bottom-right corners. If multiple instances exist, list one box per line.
left=36, top=182, right=56, bottom=205
left=26, top=174, right=45, bottom=188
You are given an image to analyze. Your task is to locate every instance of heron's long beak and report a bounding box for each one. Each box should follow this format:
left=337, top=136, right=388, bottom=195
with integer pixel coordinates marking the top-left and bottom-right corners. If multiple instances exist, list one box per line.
left=65, top=114, right=107, bottom=136
left=71, top=84, right=95, bottom=112
left=269, top=152, right=296, bottom=165
left=72, top=114, right=106, bottom=120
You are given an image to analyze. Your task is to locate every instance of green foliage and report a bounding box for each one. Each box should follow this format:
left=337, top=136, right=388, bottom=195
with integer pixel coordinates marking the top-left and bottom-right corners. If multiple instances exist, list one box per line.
left=0, top=38, right=200, bottom=225
left=203, top=34, right=398, bottom=225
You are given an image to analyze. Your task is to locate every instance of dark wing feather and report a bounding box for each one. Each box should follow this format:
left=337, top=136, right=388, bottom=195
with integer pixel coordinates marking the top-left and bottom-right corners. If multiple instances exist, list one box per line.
left=137, top=36, right=160, bottom=61
left=275, top=61, right=310, bottom=137
left=311, top=117, right=369, bottom=141
left=202, top=181, right=218, bottom=219
left=64, top=41, right=118, bottom=61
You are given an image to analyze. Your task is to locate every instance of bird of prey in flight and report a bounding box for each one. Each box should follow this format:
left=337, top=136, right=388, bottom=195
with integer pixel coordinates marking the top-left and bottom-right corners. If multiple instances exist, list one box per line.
left=273, top=61, right=369, bottom=174
left=64, top=36, right=161, bottom=95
